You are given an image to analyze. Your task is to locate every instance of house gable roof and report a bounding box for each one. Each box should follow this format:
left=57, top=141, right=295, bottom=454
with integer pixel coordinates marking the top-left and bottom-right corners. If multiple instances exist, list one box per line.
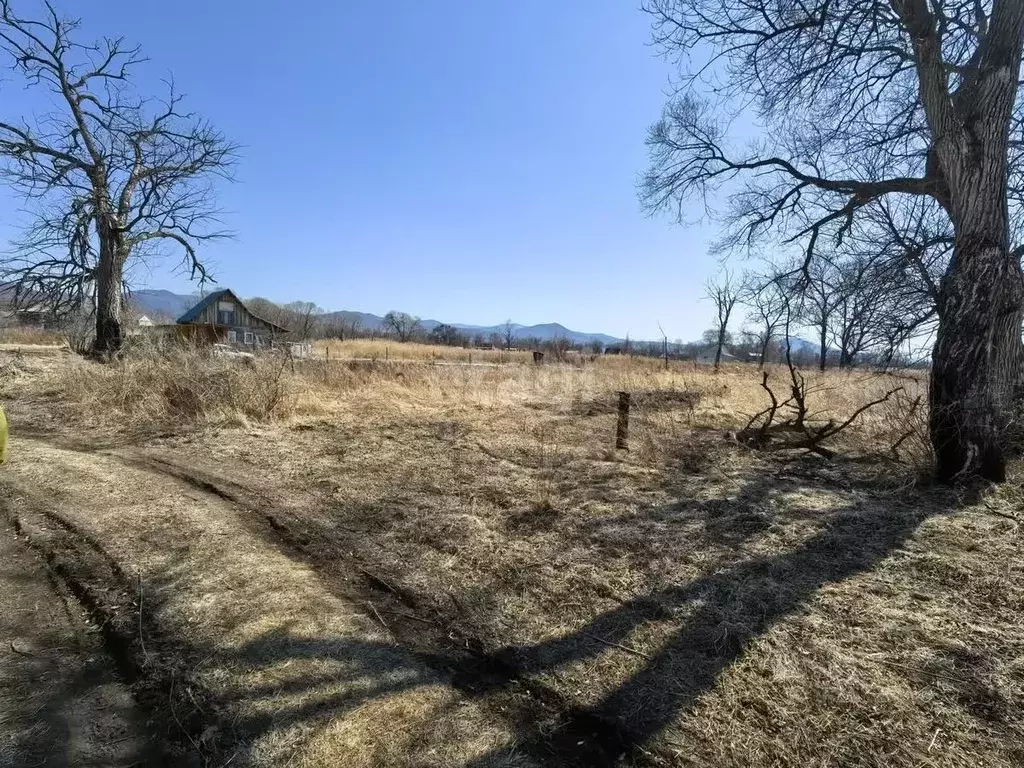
left=177, top=289, right=289, bottom=333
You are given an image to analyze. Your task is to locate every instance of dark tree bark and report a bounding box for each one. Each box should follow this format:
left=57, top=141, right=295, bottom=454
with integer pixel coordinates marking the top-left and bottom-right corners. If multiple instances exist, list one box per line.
left=894, top=0, right=1024, bottom=480
left=93, top=216, right=125, bottom=355
left=931, top=239, right=1024, bottom=480
left=640, top=0, right=1024, bottom=482
left=758, top=335, right=772, bottom=369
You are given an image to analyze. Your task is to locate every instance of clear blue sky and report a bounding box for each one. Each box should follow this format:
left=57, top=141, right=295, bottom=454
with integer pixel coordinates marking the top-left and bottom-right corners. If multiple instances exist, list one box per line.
left=0, top=1, right=723, bottom=340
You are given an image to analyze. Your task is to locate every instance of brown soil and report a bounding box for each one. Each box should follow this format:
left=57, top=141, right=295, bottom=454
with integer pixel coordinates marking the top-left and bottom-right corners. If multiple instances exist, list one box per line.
left=0, top=509, right=154, bottom=766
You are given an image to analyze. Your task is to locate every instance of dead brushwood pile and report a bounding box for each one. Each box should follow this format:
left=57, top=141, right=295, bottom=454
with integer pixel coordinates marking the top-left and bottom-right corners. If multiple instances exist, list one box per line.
left=737, top=362, right=903, bottom=459
left=1, top=345, right=1020, bottom=768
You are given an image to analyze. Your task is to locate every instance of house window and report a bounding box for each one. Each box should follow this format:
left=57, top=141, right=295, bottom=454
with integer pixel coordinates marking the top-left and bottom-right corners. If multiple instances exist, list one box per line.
left=217, top=301, right=236, bottom=326
left=244, top=331, right=254, bottom=345
left=227, top=330, right=237, bottom=343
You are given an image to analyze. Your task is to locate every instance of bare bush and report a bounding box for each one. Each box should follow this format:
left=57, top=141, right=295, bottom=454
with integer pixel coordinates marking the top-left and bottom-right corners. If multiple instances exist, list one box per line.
left=737, top=362, right=901, bottom=459
left=44, top=345, right=298, bottom=430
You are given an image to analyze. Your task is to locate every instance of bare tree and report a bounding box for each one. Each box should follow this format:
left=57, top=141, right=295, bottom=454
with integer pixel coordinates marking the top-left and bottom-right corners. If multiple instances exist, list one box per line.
left=641, top=0, right=1024, bottom=481
left=383, top=311, right=421, bottom=343
left=797, top=259, right=845, bottom=372
left=431, top=323, right=465, bottom=346
left=740, top=271, right=791, bottom=369
left=657, top=321, right=670, bottom=369
left=0, top=2, right=236, bottom=356
left=704, top=271, right=740, bottom=370
left=501, top=319, right=515, bottom=350
left=283, top=301, right=324, bottom=341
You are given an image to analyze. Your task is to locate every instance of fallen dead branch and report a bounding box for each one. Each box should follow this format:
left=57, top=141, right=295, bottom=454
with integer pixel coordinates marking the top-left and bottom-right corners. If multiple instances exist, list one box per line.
left=583, top=632, right=651, bottom=659
left=737, top=360, right=902, bottom=459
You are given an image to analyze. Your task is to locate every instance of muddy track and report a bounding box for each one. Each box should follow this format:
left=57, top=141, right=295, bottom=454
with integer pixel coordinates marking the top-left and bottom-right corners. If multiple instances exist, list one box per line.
left=0, top=478, right=227, bottom=766
left=9, top=434, right=653, bottom=767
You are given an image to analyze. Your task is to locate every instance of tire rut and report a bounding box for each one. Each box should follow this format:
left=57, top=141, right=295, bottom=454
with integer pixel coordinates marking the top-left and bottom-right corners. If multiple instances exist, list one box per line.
left=13, top=434, right=647, bottom=767
left=99, top=447, right=647, bottom=768
left=0, top=477, right=227, bottom=766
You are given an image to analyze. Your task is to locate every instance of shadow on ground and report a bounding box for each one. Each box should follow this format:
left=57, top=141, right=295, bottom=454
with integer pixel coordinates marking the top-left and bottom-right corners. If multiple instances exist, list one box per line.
left=200, top=447, right=969, bottom=767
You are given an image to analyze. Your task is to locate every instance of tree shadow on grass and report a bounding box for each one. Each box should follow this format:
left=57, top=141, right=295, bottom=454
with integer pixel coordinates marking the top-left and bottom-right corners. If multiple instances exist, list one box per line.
left=215, top=452, right=970, bottom=767
left=469, top=473, right=957, bottom=766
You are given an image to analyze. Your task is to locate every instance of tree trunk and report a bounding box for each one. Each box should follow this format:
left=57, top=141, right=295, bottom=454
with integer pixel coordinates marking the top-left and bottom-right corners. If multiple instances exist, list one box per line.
left=758, top=335, right=770, bottom=369
left=714, top=330, right=724, bottom=370
left=92, top=216, right=125, bottom=357
left=930, top=237, right=1024, bottom=483
left=818, top=325, right=827, bottom=372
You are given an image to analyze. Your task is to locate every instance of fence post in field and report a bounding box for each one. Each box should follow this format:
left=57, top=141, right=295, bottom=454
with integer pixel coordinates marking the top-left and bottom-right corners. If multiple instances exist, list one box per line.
left=616, top=391, right=631, bottom=451
left=386, top=345, right=389, bottom=361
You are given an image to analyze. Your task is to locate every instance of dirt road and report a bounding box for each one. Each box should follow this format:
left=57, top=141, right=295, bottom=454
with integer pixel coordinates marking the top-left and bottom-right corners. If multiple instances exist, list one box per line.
left=0, top=511, right=152, bottom=767
left=0, top=432, right=533, bottom=767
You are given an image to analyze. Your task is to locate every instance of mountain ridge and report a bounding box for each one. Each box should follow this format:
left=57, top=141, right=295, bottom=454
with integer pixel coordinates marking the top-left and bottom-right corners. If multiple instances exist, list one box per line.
left=128, top=289, right=625, bottom=345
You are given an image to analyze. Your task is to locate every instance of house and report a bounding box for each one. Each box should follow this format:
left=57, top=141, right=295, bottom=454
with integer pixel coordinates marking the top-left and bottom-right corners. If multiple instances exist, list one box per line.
left=175, top=289, right=288, bottom=348
left=694, top=345, right=738, bottom=365
left=0, top=282, right=52, bottom=327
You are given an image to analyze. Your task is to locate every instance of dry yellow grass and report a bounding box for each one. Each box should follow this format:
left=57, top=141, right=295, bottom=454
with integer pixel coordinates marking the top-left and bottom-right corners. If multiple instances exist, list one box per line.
left=315, top=338, right=534, bottom=364
left=0, top=326, right=65, bottom=346
left=2, top=343, right=1015, bottom=768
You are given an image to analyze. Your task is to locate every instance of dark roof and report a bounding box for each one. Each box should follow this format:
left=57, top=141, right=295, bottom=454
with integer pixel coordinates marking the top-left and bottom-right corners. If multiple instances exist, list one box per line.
left=176, top=288, right=289, bottom=333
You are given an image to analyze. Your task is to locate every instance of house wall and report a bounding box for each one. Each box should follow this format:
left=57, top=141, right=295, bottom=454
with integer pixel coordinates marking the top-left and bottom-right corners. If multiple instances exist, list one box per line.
left=190, top=295, right=280, bottom=347
left=169, top=325, right=226, bottom=344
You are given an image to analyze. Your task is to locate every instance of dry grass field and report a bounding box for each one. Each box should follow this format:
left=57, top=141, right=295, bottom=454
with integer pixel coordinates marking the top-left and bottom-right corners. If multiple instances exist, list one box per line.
left=0, top=343, right=1021, bottom=767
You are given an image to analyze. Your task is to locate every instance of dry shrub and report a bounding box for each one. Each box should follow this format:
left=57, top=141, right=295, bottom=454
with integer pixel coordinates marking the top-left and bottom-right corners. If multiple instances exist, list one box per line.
left=46, top=345, right=300, bottom=429
left=876, top=387, right=933, bottom=467
left=0, top=325, right=65, bottom=346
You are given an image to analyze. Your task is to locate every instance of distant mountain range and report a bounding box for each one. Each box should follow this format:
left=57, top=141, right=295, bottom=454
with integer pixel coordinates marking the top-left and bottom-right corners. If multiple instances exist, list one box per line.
left=129, top=289, right=197, bottom=319
left=128, top=289, right=625, bottom=346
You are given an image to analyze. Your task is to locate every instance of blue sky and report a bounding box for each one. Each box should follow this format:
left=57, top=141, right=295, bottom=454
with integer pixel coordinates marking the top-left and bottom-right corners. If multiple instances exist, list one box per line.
left=0, top=1, right=723, bottom=340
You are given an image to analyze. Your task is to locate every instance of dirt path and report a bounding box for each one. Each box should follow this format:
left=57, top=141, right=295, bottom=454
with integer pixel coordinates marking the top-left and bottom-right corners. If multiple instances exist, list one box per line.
left=0, top=515, right=153, bottom=767
left=0, top=434, right=534, bottom=767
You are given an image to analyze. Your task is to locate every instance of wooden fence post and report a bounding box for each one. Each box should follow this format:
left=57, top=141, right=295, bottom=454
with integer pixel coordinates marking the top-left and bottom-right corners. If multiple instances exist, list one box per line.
left=616, top=391, right=630, bottom=450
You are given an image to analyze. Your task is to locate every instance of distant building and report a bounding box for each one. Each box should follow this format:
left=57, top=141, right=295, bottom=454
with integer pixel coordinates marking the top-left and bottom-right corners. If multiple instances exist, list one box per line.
left=0, top=282, right=51, bottom=328
left=137, top=315, right=154, bottom=328
left=174, top=289, right=288, bottom=348
left=694, top=345, right=738, bottom=365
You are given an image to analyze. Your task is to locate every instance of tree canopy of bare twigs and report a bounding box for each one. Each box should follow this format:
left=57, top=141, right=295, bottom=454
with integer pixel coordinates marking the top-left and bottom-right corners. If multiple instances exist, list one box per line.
left=740, top=270, right=791, bottom=369
left=704, top=270, right=740, bottom=370
left=383, top=311, right=422, bottom=343
left=641, top=0, right=1024, bottom=482
left=0, top=1, right=237, bottom=355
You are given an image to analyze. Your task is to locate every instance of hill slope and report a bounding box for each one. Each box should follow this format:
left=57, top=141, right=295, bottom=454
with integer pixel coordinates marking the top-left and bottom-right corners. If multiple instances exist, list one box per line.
left=129, top=289, right=623, bottom=344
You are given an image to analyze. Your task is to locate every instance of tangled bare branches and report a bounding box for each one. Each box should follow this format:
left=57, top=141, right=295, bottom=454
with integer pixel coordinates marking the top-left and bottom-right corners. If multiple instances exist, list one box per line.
left=0, top=1, right=237, bottom=354
left=737, top=361, right=902, bottom=459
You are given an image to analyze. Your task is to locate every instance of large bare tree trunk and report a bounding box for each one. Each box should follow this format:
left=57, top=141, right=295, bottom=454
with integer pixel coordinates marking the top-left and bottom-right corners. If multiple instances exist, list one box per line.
left=92, top=216, right=125, bottom=357
left=913, top=0, right=1024, bottom=483
left=930, top=238, right=1024, bottom=482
